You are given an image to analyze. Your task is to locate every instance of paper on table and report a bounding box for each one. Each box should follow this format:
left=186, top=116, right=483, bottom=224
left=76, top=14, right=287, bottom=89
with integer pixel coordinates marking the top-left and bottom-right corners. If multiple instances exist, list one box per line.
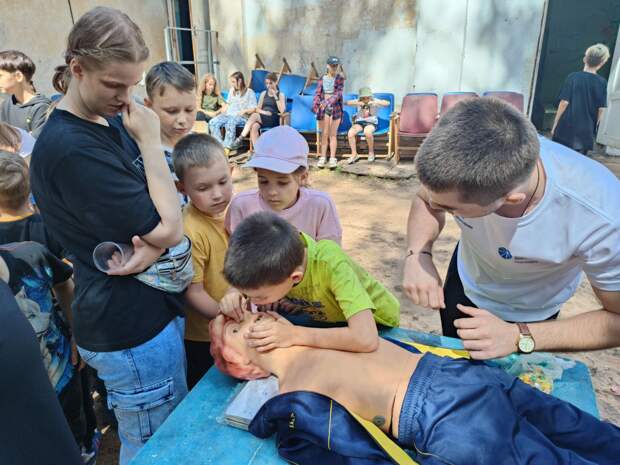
left=223, top=376, right=279, bottom=430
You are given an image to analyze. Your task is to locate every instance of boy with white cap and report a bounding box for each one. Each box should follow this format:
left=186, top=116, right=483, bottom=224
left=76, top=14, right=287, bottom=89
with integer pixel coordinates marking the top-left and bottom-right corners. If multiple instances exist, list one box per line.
left=226, top=125, right=342, bottom=245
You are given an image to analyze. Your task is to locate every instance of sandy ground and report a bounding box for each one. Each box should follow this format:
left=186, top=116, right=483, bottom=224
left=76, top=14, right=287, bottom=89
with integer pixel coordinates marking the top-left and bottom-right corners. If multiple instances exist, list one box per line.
left=97, top=157, right=620, bottom=464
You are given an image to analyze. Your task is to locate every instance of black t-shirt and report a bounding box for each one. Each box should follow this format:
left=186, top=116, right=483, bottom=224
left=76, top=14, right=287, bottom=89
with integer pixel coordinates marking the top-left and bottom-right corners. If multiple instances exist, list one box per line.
left=553, top=71, right=607, bottom=152
left=30, top=109, right=184, bottom=352
left=0, top=213, right=65, bottom=259
left=0, top=280, right=82, bottom=465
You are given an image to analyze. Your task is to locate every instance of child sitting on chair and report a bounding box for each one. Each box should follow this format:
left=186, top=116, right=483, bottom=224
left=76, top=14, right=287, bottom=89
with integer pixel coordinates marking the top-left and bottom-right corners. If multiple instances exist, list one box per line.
left=196, top=73, right=226, bottom=123
left=226, top=125, right=342, bottom=245
left=345, top=87, right=390, bottom=164
left=210, top=310, right=620, bottom=465
left=220, top=212, right=398, bottom=352
left=235, top=72, right=286, bottom=147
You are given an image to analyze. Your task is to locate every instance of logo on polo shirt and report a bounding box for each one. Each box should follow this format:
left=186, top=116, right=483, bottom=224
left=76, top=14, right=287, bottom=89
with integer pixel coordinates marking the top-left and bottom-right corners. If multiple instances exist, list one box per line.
left=498, top=247, right=513, bottom=260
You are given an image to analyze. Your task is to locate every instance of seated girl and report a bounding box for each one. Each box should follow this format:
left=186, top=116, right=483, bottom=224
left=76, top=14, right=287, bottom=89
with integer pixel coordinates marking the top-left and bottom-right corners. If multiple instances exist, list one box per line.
left=195, top=73, right=226, bottom=123
left=234, top=72, right=286, bottom=148
left=345, top=87, right=390, bottom=164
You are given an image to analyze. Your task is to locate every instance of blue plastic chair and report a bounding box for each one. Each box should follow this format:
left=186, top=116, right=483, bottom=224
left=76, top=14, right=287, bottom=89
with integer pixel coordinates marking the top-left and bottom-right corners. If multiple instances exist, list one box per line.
left=302, top=82, right=318, bottom=96
left=50, top=93, right=62, bottom=102
left=249, top=69, right=269, bottom=94
left=220, top=90, right=228, bottom=101
left=278, top=74, right=306, bottom=98
left=338, top=93, right=358, bottom=135
left=290, top=95, right=319, bottom=155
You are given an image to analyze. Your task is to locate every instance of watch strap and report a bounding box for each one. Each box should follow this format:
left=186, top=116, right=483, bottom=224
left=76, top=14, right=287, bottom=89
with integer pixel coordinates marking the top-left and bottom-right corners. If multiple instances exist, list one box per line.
left=517, top=322, right=531, bottom=337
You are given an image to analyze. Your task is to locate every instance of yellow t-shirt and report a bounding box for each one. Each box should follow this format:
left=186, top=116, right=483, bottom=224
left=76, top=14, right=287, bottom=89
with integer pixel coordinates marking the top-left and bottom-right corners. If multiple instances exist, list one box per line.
left=283, top=234, right=400, bottom=327
left=183, top=204, right=229, bottom=341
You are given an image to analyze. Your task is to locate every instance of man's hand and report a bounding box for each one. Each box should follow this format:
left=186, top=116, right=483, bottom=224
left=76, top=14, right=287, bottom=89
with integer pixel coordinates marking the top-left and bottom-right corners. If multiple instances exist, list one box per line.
left=121, top=99, right=161, bottom=148
left=107, top=236, right=164, bottom=276
left=402, top=253, right=445, bottom=309
left=70, top=337, right=85, bottom=371
left=246, top=311, right=295, bottom=352
left=219, top=289, right=248, bottom=322
left=454, top=304, right=519, bottom=359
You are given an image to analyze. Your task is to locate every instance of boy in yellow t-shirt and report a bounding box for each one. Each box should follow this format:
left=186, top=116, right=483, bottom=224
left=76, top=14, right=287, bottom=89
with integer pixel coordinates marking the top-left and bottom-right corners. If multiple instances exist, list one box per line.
left=173, top=133, right=235, bottom=388
left=221, top=212, right=400, bottom=353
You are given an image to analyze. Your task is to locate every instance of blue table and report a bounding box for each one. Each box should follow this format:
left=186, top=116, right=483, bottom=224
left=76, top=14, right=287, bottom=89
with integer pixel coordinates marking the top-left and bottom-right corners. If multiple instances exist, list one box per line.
left=131, top=328, right=599, bottom=464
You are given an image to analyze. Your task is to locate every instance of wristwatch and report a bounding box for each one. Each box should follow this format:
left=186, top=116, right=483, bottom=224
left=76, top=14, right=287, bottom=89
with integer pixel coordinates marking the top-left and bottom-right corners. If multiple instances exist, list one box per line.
left=516, top=323, right=535, bottom=354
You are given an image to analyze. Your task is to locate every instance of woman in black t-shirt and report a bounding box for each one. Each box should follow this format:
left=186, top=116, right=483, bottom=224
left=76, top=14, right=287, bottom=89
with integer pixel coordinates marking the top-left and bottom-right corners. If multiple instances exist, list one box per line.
left=30, top=7, right=187, bottom=465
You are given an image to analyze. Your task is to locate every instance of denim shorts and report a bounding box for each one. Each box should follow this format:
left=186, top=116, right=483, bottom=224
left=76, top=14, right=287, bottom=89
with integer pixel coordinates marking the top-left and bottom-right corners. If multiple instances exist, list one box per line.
left=398, top=353, right=620, bottom=465
left=78, top=317, right=188, bottom=465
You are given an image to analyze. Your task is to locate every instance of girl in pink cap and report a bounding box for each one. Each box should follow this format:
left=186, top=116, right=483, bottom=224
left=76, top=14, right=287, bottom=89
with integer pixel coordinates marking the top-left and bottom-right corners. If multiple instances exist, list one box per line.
left=226, top=125, right=342, bottom=244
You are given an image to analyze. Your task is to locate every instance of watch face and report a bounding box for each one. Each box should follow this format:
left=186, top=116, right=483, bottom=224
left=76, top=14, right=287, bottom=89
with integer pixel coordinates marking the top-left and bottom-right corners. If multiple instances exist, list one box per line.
left=518, top=336, right=535, bottom=353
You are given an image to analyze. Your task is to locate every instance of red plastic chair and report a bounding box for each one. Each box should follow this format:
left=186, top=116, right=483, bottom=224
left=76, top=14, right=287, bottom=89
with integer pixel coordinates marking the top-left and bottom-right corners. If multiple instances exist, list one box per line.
left=440, top=92, right=478, bottom=115
left=482, top=91, right=524, bottom=112
left=392, top=93, right=438, bottom=163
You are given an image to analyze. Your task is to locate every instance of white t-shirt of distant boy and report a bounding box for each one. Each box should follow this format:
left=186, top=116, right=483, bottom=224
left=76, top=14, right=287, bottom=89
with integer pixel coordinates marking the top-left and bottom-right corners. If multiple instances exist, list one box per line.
left=225, top=88, right=257, bottom=117
left=456, top=137, right=620, bottom=322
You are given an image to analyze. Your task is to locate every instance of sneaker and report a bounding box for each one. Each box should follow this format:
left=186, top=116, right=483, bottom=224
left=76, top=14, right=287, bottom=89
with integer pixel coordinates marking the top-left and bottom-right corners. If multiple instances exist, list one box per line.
left=368, top=153, right=376, bottom=162
left=317, top=156, right=327, bottom=168
left=328, top=157, right=338, bottom=169
left=346, top=154, right=360, bottom=165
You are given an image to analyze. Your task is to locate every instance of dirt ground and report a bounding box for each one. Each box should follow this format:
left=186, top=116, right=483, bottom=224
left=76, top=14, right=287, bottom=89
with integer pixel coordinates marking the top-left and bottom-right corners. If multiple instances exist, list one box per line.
left=97, top=155, right=620, bottom=464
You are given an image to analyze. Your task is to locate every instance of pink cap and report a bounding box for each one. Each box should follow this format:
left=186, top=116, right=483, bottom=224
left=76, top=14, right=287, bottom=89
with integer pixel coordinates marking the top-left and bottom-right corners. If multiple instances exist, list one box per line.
left=243, top=125, right=308, bottom=174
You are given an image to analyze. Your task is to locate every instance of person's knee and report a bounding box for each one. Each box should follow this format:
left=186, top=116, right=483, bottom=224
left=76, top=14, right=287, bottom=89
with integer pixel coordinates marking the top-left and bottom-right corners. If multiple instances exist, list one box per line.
left=364, top=126, right=375, bottom=138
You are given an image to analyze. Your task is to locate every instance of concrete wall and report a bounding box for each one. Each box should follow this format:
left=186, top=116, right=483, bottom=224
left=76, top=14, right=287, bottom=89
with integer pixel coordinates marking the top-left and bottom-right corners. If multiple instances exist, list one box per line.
left=210, top=0, right=417, bottom=101
left=413, top=0, right=546, bottom=110
left=0, top=0, right=168, bottom=97
left=210, top=0, right=545, bottom=106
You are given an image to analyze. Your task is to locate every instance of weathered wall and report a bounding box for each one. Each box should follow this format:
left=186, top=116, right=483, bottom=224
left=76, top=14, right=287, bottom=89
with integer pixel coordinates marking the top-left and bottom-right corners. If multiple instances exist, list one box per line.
left=413, top=0, right=546, bottom=111
left=0, top=0, right=168, bottom=97
left=210, top=0, right=417, bottom=101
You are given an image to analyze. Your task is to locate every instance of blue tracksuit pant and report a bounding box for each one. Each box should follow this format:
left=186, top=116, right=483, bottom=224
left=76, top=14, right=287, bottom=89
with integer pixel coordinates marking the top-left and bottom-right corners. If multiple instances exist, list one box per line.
left=398, top=353, right=620, bottom=465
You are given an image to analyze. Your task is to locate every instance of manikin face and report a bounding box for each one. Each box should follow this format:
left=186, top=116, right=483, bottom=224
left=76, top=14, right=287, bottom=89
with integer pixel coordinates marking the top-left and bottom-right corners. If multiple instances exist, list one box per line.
left=256, top=168, right=306, bottom=211
left=178, top=156, right=233, bottom=217
left=0, top=70, right=20, bottom=94
left=223, top=311, right=274, bottom=354
left=72, top=59, right=145, bottom=117
left=145, top=86, right=196, bottom=147
left=426, top=189, right=505, bottom=218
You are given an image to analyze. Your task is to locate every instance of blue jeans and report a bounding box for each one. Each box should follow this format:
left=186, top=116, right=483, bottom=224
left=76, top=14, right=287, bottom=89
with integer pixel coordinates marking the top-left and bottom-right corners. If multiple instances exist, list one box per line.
left=78, top=317, right=187, bottom=465
left=208, top=113, right=247, bottom=148
left=398, top=353, right=620, bottom=465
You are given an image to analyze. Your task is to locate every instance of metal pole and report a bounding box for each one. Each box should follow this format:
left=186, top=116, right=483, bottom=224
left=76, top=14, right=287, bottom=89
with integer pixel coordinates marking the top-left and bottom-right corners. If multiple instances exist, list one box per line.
left=164, top=27, right=172, bottom=62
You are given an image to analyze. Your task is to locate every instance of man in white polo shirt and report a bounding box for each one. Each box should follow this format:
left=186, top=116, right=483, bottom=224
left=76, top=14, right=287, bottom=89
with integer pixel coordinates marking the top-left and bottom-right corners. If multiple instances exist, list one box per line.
left=403, top=97, right=620, bottom=359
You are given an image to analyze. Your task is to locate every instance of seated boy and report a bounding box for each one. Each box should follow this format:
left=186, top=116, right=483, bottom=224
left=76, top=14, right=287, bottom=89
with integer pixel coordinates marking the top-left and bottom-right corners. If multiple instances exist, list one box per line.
left=0, top=241, right=99, bottom=460
left=0, top=151, right=64, bottom=258
left=173, top=133, right=235, bottom=388
left=221, top=212, right=399, bottom=352
left=0, top=50, right=51, bottom=137
left=345, top=87, right=390, bottom=164
left=210, top=311, right=620, bottom=465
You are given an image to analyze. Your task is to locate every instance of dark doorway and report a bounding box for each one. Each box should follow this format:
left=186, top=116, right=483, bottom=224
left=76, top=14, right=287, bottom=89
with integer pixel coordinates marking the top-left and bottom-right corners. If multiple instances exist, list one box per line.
left=173, top=0, right=196, bottom=75
left=531, top=0, right=620, bottom=131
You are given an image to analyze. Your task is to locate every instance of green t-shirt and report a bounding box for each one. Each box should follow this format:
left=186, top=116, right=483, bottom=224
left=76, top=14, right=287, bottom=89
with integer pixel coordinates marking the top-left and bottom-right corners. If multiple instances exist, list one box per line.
left=201, top=94, right=226, bottom=112
left=282, top=234, right=400, bottom=327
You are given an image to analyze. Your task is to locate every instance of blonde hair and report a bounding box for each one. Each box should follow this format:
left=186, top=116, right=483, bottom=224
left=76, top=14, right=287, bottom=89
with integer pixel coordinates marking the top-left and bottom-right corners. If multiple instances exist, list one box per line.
left=197, top=73, right=221, bottom=100
left=0, top=151, right=30, bottom=210
left=585, top=43, right=610, bottom=68
left=0, top=123, right=21, bottom=152
left=52, top=6, right=149, bottom=94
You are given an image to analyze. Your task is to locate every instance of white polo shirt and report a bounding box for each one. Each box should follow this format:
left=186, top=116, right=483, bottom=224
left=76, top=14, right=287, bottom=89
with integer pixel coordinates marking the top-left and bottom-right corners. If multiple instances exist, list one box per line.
left=456, top=137, right=620, bottom=322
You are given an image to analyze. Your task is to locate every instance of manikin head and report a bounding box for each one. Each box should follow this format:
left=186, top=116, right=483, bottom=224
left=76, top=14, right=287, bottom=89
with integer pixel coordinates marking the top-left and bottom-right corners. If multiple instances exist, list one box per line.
left=209, top=312, right=272, bottom=380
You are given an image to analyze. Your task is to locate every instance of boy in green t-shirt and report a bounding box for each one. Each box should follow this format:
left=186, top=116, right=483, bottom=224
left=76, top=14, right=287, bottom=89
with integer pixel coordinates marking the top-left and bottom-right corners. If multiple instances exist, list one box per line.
left=220, top=212, right=399, bottom=352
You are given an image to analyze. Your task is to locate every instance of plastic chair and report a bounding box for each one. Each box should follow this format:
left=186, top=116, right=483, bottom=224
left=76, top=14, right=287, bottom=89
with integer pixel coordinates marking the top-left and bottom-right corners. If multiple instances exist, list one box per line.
left=249, top=69, right=269, bottom=94
left=482, top=91, right=524, bottom=112
left=302, top=82, right=317, bottom=95
left=290, top=95, right=319, bottom=156
left=337, top=93, right=358, bottom=135
left=440, top=92, right=478, bottom=115
left=278, top=74, right=306, bottom=98
left=50, top=93, right=62, bottom=102
left=393, top=93, right=439, bottom=163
